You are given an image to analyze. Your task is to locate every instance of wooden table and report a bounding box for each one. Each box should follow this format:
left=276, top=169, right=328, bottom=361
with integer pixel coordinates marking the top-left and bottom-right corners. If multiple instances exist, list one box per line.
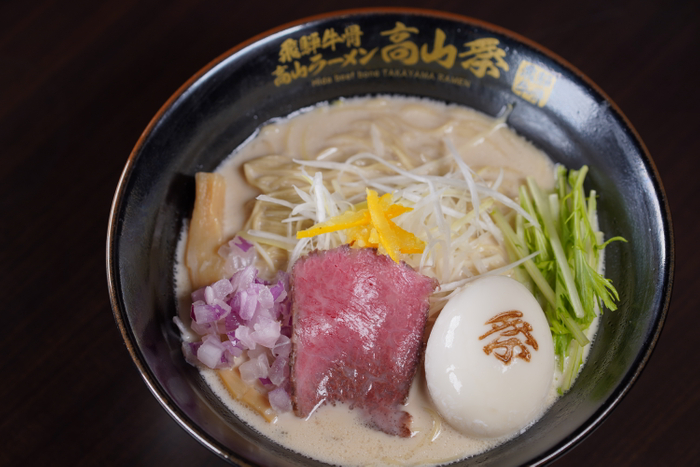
left=1, top=0, right=696, bottom=465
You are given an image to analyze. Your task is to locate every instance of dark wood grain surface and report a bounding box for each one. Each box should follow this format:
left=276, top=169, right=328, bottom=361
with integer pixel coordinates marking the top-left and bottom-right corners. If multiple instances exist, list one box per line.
left=1, top=0, right=696, bottom=465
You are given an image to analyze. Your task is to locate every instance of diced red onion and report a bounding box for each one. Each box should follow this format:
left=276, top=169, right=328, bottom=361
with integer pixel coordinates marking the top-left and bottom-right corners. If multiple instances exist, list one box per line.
left=176, top=247, right=293, bottom=408
left=269, top=355, right=289, bottom=386
left=190, top=300, right=203, bottom=320
left=251, top=319, right=281, bottom=348
left=247, top=345, right=269, bottom=359
left=192, top=303, right=215, bottom=323
left=268, top=386, right=293, bottom=413
left=238, top=289, right=258, bottom=321
left=255, top=285, right=274, bottom=311
left=192, top=302, right=230, bottom=324
left=234, top=236, right=254, bottom=252
left=239, top=352, right=269, bottom=384
left=269, top=281, right=287, bottom=302
left=190, top=319, right=216, bottom=336
left=223, top=312, right=244, bottom=333
left=197, top=335, right=226, bottom=369
left=230, top=265, right=257, bottom=293
left=234, top=325, right=256, bottom=350
left=191, top=287, right=205, bottom=303
left=219, top=237, right=256, bottom=276
left=221, top=339, right=243, bottom=358
left=214, top=299, right=232, bottom=315
left=205, top=279, right=234, bottom=304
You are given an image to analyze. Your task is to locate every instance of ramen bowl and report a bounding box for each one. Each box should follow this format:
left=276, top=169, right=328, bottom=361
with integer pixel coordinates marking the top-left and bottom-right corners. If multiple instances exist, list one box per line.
left=107, top=8, right=673, bottom=466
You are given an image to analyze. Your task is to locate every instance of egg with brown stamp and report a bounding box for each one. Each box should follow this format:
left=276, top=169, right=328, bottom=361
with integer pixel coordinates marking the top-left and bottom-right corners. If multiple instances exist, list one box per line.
left=425, top=275, right=555, bottom=439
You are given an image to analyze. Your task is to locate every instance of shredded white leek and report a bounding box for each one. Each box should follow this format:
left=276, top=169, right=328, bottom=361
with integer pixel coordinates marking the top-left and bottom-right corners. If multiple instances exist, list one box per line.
left=253, top=159, right=531, bottom=306
left=242, top=102, right=552, bottom=315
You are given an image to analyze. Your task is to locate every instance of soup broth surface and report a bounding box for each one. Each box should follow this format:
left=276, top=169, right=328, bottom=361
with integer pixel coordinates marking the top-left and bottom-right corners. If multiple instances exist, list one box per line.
left=175, top=96, right=599, bottom=466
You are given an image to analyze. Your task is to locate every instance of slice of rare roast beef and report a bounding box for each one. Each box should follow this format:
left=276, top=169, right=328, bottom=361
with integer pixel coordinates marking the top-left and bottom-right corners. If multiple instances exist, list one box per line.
left=289, top=245, right=437, bottom=437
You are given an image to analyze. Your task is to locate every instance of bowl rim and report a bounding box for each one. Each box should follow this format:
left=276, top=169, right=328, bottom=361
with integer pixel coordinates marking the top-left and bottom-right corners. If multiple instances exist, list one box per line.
left=106, top=6, right=674, bottom=466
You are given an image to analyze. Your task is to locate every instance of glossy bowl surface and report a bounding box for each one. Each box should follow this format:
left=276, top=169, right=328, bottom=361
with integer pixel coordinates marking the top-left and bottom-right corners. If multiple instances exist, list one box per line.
left=107, top=8, right=673, bottom=466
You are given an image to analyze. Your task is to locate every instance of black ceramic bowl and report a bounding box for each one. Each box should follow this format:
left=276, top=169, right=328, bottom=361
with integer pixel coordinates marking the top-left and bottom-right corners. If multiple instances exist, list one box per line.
left=107, top=8, right=673, bottom=466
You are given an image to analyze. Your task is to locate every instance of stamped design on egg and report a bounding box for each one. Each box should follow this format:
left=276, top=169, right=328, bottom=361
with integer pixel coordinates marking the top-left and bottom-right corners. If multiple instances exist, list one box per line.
left=479, top=310, right=539, bottom=364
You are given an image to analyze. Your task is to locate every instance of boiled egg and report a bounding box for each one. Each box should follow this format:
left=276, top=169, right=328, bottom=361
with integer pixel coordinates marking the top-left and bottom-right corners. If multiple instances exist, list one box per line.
left=425, top=275, right=555, bottom=439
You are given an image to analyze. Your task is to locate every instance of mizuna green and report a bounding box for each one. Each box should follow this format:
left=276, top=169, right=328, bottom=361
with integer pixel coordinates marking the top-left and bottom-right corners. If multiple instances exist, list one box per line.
left=492, top=165, right=625, bottom=392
